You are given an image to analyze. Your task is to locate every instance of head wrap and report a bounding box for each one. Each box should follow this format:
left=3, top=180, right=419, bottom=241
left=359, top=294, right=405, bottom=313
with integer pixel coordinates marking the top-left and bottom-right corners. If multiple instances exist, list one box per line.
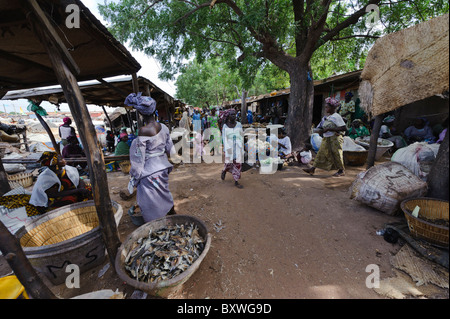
left=124, top=92, right=156, bottom=116
left=325, top=97, right=340, bottom=108
left=38, top=151, right=59, bottom=167
left=345, top=92, right=354, bottom=98
left=63, top=117, right=71, bottom=124
left=383, top=115, right=395, bottom=124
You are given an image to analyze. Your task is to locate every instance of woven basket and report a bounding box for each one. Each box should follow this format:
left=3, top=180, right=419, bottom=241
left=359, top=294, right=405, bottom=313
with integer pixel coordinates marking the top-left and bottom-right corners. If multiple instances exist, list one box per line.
left=119, top=160, right=131, bottom=174
left=7, top=172, right=34, bottom=189
left=19, top=205, right=101, bottom=247
left=401, top=197, right=449, bottom=247
left=344, top=150, right=368, bottom=166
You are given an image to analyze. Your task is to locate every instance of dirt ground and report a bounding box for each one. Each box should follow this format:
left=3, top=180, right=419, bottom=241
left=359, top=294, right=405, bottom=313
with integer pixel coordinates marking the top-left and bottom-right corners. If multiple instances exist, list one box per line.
left=1, top=157, right=448, bottom=299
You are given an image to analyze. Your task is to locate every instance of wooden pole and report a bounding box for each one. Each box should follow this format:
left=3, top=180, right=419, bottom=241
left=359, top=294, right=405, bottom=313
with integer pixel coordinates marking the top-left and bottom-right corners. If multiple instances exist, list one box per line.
left=0, top=157, right=11, bottom=196
left=132, top=73, right=143, bottom=130
left=101, top=105, right=113, bottom=130
left=27, top=9, right=120, bottom=266
left=35, top=111, right=61, bottom=156
left=0, top=221, right=57, bottom=299
left=366, top=114, right=383, bottom=169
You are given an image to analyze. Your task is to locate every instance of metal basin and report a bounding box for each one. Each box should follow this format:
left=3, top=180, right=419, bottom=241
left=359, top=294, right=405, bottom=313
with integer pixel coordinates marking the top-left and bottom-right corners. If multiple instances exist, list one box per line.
left=115, top=214, right=211, bottom=298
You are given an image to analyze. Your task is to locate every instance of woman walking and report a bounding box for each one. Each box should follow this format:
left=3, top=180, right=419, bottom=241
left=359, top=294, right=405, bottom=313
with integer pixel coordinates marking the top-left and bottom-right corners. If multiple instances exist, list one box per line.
left=303, top=97, right=347, bottom=177
left=125, top=93, right=176, bottom=222
left=221, top=109, right=244, bottom=188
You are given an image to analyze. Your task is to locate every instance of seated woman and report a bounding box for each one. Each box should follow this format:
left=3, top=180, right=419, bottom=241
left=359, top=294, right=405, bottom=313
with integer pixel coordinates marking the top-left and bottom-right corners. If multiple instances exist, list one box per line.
left=62, top=135, right=86, bottom=169
left=379, top=115, right=407, bottom=150
left=0, top=152, right=92, bottom=217
left=347, top=119, right=370, bottom=139
left=404, top=117, right=435, bottom=144
left=277, top=128, right=293, bottom=160
left=115, top=132, right=130, bottom=156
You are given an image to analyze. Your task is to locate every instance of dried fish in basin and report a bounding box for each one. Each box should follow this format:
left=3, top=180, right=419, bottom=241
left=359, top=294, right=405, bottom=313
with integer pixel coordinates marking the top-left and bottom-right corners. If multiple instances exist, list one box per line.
left=124, top=223, right=205, bottom=283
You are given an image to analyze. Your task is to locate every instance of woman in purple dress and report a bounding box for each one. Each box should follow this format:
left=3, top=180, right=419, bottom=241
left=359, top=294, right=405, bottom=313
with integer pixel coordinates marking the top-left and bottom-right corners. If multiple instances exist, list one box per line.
left=126, top=93, right=176, bottom=222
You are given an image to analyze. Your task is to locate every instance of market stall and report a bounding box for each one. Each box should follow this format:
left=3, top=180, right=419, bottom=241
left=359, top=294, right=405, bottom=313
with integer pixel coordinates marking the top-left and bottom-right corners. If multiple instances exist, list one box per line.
left=0, top=0, right=141, bottom=298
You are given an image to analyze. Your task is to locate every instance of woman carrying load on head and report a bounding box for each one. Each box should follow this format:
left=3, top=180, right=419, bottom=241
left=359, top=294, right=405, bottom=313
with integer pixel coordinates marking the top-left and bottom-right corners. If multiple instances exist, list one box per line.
left=0, top=152, right=92, bottom=217
left=221, top=109, right=244, bottom=189
left=125, top=93, right=177, bottom=223
left=303, top=97, right=347, bottom=177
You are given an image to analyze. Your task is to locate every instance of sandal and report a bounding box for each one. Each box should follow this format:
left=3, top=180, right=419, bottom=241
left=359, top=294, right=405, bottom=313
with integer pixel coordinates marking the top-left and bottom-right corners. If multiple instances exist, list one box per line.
left=332, top=171, right=345, bottom=177
left=303, top=167, right=315, bottom=176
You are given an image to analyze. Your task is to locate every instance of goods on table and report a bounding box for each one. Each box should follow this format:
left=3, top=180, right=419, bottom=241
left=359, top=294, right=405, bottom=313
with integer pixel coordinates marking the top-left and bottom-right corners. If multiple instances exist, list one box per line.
left=124, top=223, right=205, bottom=283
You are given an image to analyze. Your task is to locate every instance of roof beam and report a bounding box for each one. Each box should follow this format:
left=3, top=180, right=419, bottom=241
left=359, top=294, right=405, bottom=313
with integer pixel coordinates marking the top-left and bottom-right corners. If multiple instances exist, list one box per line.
left=0, top=49, right=54, bottom=74
left=21, top=0, right=80, bottom=76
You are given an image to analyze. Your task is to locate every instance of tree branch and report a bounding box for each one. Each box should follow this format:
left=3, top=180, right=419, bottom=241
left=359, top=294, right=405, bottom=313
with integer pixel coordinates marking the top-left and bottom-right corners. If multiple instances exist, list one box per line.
left=330, top=34, right=380, bottom=41
left=315, top=0, right=383, bottom=50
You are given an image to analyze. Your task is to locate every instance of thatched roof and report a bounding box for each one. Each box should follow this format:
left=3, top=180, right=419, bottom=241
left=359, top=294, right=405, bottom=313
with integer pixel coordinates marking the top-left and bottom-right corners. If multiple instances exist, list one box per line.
left=0, top=0, right=141, bottom=93
left=359, top=13, right=449, bottom=117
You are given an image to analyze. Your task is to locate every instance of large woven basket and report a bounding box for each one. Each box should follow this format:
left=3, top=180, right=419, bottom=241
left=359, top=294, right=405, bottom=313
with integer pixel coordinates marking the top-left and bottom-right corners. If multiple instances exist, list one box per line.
left=119, top=160, right=131, bottom=174
left=7, top=172, right=34, bottom=189
left=401, top=198, right=449, bottom=247
left=19, top=204, right=101, bottom=247
left=16, top=200, right=123, bottom=285
left=343, top=150, right=368, bottom=166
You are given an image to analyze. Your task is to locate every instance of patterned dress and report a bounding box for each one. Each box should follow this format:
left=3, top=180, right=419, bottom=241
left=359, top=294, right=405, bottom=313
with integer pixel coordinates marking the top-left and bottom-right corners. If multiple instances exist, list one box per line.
left=312, top=113, right=346, bottom=171
left=339, top=100, right=355, bottom=129
left=129, top=124, right=175, bottom=222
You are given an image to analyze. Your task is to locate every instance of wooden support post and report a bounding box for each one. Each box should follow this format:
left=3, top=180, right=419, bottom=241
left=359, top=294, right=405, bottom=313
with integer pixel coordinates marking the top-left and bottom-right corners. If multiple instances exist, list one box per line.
left=132, top=73, right=143, bottom=130
left=366, top=114, right=383, bottom=169
left=101, top=105, right=113, bottom=130
left=0, top=157, right=11, bottom=196
left=21, top=128, right=30, bottom=152
left=35, top=111, right=60, bottom=156
left=27, top=9, right=121, bottom=266
left=24, top=0, right=80, bottom=75
left=125, top=108, right=133, bottom=128
left=0, top=221, right=57, bottom=299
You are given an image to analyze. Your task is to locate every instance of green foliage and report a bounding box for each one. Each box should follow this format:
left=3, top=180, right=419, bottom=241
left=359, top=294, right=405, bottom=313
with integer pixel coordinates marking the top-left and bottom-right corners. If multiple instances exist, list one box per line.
left=175, top=58, right=290, bottom=106
left=99, top=0, right=449, bottom=97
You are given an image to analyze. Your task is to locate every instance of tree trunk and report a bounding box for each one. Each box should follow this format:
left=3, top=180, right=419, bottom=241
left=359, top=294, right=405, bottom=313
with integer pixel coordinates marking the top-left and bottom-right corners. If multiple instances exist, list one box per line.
left=427, top=130, right=449, bottom=200
left=366, top=114, right=383, bottom=169
left=285, top=63, right=314, bottom=151
left=240, top=89, right=248, bottom=124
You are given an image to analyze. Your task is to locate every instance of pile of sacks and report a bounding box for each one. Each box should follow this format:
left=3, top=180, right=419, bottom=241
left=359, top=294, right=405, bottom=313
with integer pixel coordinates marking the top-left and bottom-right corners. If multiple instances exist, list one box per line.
left=349, top=142, right=441, bottom=216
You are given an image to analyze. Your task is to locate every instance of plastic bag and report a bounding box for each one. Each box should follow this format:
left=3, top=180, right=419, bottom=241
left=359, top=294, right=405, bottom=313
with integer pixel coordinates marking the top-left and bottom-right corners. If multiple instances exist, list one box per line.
left=391, top=142, right=440, bottom=180
left=343, top=136, right=366, bottom=151
left=310, top=133, right=322, bottom=152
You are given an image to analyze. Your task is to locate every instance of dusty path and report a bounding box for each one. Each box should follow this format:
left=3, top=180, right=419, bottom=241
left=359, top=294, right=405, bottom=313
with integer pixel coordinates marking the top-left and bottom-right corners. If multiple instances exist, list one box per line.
left=1, top=160, right=447, bottom=299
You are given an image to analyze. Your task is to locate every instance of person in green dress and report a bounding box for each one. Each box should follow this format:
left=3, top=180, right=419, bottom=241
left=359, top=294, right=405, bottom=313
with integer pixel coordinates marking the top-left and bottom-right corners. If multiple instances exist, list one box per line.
left=115, top=132, right=130, bottom=156
left=347, top=119, right=370, bottom=139
left=339, top=92, right=355, bottom=129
